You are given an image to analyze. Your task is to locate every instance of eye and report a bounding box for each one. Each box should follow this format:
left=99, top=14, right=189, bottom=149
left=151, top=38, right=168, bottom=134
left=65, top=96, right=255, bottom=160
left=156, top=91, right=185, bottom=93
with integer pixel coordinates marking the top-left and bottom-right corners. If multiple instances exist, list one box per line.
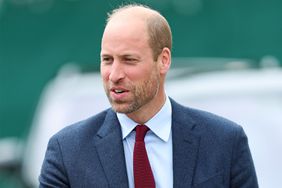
left=101, top=56, right=113, bottom=64
left=126, top=58, right=134, bottom=61
left=124, top=57, right=138, bottom=64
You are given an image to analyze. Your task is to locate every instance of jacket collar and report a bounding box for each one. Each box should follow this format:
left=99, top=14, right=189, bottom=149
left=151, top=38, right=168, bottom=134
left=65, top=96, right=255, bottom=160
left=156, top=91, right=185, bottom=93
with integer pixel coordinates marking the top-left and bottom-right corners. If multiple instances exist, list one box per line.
left=94, top=109, right=129, bottom=188
left=94, top=98, right=200, bottom=188
left=170, top=98, right=200, bottom=188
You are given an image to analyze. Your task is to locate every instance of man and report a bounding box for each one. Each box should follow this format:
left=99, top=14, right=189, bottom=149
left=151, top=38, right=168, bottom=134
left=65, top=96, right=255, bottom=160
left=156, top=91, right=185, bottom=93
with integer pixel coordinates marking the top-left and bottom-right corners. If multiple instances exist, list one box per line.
left=39, top=4, right=258, bottom=188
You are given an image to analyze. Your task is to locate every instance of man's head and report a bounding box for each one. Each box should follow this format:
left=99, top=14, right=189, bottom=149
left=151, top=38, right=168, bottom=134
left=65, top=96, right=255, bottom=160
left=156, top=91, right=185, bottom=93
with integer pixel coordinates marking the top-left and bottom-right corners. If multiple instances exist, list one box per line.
left=106, top=4, right=172, bottom=61
left=100, top=4, right=172, bottom=122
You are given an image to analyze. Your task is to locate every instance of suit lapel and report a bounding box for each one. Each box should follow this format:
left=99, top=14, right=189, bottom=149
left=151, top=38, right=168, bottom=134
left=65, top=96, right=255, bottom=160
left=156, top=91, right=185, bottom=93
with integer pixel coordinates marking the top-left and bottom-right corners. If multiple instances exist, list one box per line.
left=94, top=110, right=129, bottom=188
left=93, top=100, right=200, bottom=188
left=171, top=99, right=201, bottom=188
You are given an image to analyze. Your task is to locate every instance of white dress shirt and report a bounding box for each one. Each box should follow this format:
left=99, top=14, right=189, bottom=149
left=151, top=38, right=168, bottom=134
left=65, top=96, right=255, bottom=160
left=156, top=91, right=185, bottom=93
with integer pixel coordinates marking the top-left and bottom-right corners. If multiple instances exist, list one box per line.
left=117, top=96, right=173, bottom=188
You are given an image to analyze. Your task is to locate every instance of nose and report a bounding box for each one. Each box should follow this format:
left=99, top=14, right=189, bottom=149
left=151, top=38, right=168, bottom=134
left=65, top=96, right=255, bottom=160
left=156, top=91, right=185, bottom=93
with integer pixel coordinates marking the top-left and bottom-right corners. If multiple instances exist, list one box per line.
left=109, top=61, right=125, bottom=83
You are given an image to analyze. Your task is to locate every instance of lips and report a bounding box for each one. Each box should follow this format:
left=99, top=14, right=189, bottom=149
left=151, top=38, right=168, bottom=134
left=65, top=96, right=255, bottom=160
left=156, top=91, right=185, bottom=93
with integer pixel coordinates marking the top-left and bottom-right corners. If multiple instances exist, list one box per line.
left=110, top=87, right=129, bottom=94
left=110, top=87, right=129, bottom=100
left=113, top=89, right=125, bottom=94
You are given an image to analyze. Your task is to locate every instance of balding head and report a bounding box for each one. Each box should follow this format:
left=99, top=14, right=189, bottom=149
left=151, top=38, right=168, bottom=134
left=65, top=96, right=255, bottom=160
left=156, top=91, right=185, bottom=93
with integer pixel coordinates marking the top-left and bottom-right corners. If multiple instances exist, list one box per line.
left=105, top=4, right=172, bottom=61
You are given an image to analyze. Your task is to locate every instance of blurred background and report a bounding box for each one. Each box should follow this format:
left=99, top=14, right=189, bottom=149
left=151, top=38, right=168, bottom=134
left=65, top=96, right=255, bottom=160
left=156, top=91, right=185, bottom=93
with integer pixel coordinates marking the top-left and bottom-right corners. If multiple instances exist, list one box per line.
left=0, top=0, right=282, bottom=187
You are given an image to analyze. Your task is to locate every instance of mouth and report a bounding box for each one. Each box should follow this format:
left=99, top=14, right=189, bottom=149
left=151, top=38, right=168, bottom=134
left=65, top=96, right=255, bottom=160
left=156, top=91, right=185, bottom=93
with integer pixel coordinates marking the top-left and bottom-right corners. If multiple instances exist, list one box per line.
left=112, top=89, right=126, bottom=94
left=110, top=87, right=129, bottom=96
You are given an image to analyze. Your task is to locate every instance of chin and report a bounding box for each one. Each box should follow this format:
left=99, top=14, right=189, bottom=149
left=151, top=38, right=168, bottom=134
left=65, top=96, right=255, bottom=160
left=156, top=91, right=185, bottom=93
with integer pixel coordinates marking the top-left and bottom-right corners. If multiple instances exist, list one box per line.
left=111, top=104, right=137, bottom=114
left=111, top=104, right=129, bottom=113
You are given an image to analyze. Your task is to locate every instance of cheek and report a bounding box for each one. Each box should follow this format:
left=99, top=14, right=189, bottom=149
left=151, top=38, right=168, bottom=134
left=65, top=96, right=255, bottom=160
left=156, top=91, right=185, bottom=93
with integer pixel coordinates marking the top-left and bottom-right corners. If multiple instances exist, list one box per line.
left=100, top=67, right=110, bottom=81
left=128, top=65, right=154, bottom=80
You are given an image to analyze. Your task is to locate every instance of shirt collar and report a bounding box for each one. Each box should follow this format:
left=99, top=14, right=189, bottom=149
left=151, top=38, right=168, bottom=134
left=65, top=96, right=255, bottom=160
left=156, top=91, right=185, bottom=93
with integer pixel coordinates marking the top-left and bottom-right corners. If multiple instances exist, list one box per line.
left=117, top=96, right=172, bottom=142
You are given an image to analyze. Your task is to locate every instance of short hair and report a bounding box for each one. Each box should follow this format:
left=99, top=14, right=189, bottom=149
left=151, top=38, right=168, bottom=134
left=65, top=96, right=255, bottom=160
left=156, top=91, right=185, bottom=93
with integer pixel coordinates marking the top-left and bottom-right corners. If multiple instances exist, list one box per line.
left=106, top=4, right=172, bottom=61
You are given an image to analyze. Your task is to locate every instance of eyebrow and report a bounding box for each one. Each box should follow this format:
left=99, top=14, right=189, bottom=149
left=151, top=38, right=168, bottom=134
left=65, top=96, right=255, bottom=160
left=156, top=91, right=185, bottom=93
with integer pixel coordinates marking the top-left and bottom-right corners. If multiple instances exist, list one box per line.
left=100, top=53, right=112, bottom=58
left=121, top=54, right=141, bottom=59
left=101, top=53, right=141, bottom=59
left=122, top=54, right=136, bottom=58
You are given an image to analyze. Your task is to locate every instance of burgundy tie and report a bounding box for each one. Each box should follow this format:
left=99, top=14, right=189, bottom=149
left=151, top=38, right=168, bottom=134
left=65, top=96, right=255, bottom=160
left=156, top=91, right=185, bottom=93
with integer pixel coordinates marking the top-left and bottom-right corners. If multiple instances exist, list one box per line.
left=133, top=125, right=155, bottom=188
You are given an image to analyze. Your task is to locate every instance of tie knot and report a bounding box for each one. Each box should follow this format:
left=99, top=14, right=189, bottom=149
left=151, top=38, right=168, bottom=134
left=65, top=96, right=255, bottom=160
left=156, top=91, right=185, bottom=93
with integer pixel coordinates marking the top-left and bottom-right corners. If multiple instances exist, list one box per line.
left=135, top=125, right=149, bottom=142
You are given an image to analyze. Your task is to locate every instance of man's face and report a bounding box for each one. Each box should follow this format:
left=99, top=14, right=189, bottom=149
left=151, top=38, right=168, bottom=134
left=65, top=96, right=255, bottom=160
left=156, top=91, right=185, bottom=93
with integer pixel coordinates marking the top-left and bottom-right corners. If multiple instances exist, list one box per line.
left=100, top=17, right=161, bottom=114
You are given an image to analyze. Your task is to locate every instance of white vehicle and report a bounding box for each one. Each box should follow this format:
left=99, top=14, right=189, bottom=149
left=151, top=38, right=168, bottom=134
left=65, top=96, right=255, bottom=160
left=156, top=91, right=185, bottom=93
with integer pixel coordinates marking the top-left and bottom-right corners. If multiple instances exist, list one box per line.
left=2, top=61, right=282, bottom=188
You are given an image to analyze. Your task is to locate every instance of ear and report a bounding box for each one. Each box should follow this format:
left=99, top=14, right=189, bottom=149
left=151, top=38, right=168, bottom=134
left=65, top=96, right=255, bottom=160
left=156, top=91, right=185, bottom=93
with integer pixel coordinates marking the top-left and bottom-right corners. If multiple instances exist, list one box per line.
left=158, top=47, right=171, bottom=75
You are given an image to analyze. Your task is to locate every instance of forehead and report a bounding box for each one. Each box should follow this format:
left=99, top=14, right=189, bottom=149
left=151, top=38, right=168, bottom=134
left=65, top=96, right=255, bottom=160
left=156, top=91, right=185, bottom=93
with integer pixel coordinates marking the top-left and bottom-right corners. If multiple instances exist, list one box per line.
left=105, top=17, right=147, bottom=37
left=101, top=16, right=150, bottom=53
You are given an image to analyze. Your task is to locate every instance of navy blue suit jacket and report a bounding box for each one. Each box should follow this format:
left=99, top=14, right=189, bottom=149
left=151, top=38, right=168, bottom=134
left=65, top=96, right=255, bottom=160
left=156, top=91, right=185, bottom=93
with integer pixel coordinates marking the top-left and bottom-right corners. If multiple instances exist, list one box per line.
left=39, top=99, right=258, bottom=187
